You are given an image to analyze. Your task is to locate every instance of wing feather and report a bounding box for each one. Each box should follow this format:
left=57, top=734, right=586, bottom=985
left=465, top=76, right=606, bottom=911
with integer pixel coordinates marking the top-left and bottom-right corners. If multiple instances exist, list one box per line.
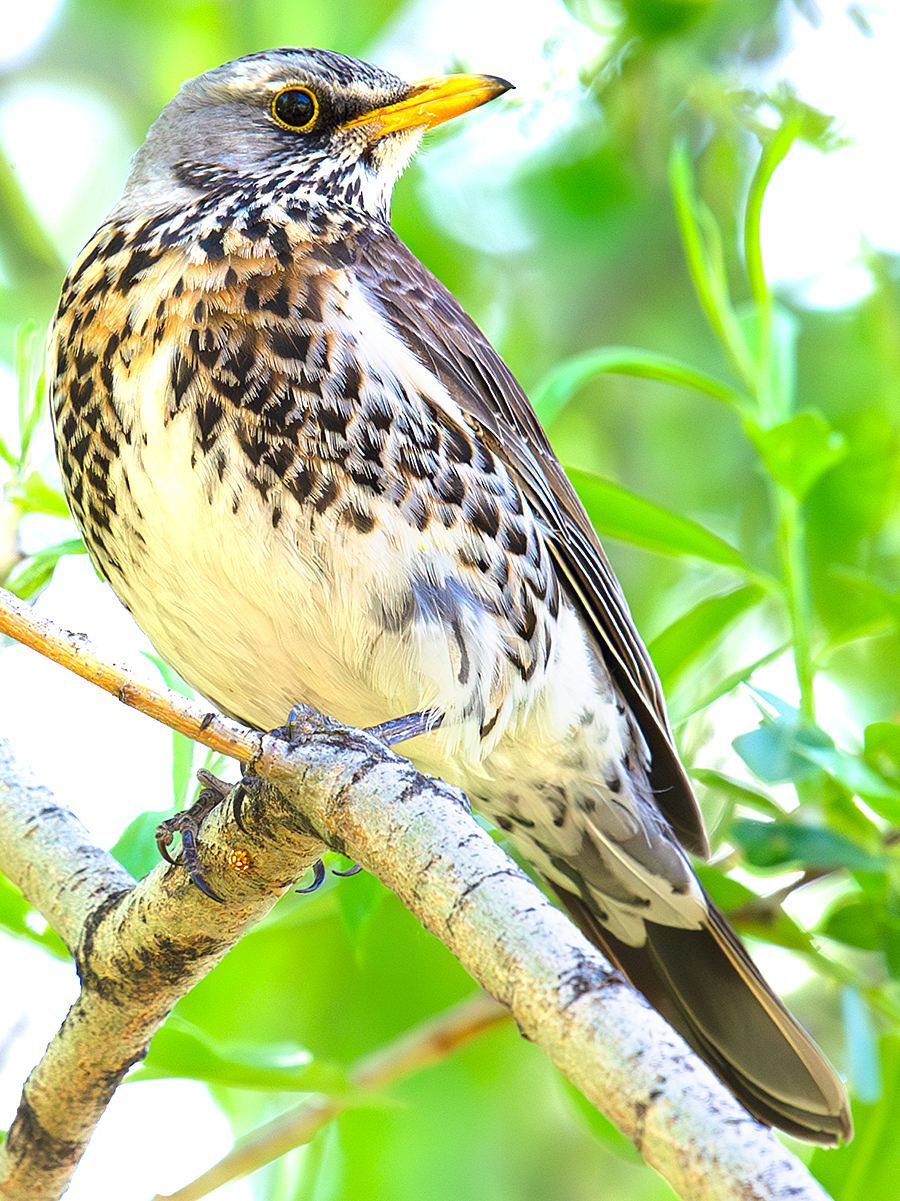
left=355, top=228, right=708, bottom=855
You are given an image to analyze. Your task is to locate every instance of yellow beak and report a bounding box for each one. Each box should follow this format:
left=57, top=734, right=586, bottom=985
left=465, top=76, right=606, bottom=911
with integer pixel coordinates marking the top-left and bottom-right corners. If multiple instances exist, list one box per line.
left=341, top=74, right=513, bottom=138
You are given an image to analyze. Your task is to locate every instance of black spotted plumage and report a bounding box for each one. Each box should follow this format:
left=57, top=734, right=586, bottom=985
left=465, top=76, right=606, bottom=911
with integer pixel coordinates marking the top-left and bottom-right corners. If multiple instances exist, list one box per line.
left=49, top=46, right=850, bottom=1146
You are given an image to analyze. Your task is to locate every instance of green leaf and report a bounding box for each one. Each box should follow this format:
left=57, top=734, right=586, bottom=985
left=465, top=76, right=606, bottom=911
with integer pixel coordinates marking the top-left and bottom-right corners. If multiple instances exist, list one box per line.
left=802, top=745, right=900, bottom=825
left=336, top=865, right=389, bottom=946
left=669, top=142, right=756, bottom=388
left=14, top=319, right=44, bottom=469
left=823, top=898, right=883, bottom=952
left=137, top=1014, right=350, bottom=1092
left=0, top=872, right=69, bottom=959
left=12, top=472, right=73, bottom=519
left=745, top=410, right=847, bottom=500
left=811, top=1036, right=900, bottom=1196
left=733, top=689, right=833, bottom=786
left=531, top=346, right=753, bottom=427
left=691, top=767, right=784, bottom=819
left=2, top=539, right=86, bottom=600
left=566, top=466, right=752, bottom=570
left=730, top=818, right=885, bottom=873
left=670, top=643, right=789, bottom=726
left=863, top=723, right=900, bottom=790
left=110, top=808, right=173, bottom=880
left=693, top=864, right=814, bottom=951
left=648, top=584, right=764, bottom=690
left=733, top=723, right=820, bottom=787
left=142, top=652, right=197, bottom=807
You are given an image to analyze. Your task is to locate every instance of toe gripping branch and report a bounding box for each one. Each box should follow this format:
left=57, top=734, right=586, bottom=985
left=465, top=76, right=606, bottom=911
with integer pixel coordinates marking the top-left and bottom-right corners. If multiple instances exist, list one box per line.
left=294, top=706, right=442, bottom=892
left=155, top=769, right=245, bottom=902
left=283, top=705, right=442, bottom=893
left=155, top=706, right=442, bottom=901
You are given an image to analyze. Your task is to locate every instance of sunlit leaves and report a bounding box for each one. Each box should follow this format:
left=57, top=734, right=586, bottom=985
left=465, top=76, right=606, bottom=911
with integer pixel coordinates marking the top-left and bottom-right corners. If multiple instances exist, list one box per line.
left=531, top=347, right=753, bottom=426
left=136, top=1014, right=350, bottom=1093
left=0, top=871, right=69, bottom=959
left=811, top=1037, right=900, bottom=1201
left=567, top=466, right=753, bottom=568
left=648, top=584, right=764, bottom=690
left=746, top=411, right=847, bottom=500
left=3, top=538, right=85, bottom=600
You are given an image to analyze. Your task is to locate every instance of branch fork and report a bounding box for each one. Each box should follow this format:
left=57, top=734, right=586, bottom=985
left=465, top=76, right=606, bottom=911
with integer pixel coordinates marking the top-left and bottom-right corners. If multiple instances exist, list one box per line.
left=0, top=590, right=834, bottom=1201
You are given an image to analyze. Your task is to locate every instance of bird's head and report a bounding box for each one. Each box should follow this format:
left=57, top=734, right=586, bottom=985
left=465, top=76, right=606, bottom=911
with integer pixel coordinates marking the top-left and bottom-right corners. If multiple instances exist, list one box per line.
left=122, top=47, right=512, bottom=224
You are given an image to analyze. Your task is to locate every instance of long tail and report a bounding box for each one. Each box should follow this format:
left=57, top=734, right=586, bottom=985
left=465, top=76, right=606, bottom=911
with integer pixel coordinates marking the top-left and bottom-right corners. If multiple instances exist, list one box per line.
left=556, top=886, right=852, bottom=1144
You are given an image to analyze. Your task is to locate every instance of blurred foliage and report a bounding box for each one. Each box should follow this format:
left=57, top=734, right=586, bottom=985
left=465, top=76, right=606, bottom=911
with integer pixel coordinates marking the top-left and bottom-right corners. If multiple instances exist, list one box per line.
left=3, top=0, right=900, bottom=1198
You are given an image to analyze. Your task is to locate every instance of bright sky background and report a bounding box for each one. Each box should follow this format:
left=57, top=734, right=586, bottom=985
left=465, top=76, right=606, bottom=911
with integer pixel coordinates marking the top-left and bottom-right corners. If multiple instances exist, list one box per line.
left=0, top=0, right=897, bottom=1196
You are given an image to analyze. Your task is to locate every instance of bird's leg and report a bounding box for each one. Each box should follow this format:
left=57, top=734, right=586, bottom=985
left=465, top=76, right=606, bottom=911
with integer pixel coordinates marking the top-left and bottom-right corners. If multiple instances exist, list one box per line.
left=365, top=710, right=443, bottom=746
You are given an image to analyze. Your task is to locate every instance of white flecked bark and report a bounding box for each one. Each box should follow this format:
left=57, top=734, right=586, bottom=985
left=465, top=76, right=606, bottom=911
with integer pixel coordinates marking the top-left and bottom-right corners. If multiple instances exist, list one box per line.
left=0, top=709, right=834, bottom=1201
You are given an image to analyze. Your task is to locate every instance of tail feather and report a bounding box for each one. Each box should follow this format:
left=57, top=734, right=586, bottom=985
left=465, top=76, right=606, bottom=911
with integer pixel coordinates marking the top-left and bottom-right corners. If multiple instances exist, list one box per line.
left=556, top=886, right=852, bottom=1145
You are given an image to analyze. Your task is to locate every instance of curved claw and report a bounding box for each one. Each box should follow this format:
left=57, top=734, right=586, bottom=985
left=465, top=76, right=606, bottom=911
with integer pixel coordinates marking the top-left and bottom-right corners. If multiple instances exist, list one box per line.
left=180, top=828, right=225, bottom=903
left=296, top=859, right=326, bottom=893
left=156, top=829, right=177, bottom=866
left=333, top=864, right=362, bottom=877
left=232, top=782, right=248, bottom=833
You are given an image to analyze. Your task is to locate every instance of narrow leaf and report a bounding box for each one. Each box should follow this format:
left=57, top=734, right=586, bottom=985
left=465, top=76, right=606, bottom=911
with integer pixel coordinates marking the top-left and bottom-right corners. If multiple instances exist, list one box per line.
left=3, top=539, right=86, bottom=599
left=731, top=818, right=885, bottom=873
left=648, top=584, right=764, bottom=690
left=14, top=472, right=73, bottom=519
left=669, top=143, right=756, bottom=388
left=691, top=768, right=784, bottom=819
left=138, top=1015, right=349, bottom=1093
left=670, top=643, right=789, bottom=726
left=531, top=346, right=752, bottom=426
left=566, top=466, right=752, bottom=569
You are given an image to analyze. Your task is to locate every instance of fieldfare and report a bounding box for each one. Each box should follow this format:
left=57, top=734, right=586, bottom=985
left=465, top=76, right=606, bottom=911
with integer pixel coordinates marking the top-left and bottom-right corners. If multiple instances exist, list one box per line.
left=49, top=47, right=851, bottom=1144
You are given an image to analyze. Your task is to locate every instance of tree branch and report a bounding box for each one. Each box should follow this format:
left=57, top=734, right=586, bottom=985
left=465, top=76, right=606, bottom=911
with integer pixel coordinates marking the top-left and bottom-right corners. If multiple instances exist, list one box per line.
left=0, top=588, right=836, bottom=1201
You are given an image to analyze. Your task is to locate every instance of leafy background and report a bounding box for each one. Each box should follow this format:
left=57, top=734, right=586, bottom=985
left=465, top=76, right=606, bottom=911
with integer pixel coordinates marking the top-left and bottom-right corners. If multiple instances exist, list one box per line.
left=2, top=0, right=900, bottom=1198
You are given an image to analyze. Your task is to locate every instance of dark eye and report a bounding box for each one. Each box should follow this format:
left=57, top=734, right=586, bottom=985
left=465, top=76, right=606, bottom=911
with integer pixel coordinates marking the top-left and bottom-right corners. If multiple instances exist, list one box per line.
left=272, top=87, right=318, bottom=131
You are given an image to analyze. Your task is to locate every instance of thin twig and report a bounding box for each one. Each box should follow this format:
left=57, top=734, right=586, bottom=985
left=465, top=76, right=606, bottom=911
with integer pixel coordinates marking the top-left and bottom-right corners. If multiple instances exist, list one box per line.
left=0, top=589, right=836, bottom=1201
left=0, top=587, right=257, bottom=762
left=153, top=991, right=509, bottom=1201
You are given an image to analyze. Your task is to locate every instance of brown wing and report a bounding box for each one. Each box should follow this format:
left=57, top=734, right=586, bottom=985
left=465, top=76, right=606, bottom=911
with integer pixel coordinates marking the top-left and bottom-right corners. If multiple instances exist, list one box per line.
left=354, top=228, right=708, bottom=856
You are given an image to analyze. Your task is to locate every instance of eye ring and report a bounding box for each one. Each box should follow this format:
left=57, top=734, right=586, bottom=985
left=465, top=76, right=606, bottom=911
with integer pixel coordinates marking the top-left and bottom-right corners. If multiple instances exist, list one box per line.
left=272, top=86, right=319, bottom=132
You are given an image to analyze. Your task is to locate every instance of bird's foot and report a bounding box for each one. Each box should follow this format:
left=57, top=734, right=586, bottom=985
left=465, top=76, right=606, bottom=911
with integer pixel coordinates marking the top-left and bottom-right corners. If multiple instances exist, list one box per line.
left=365, top=710, right=443, bottom=746
left=156, top=769, right=259, bottom=903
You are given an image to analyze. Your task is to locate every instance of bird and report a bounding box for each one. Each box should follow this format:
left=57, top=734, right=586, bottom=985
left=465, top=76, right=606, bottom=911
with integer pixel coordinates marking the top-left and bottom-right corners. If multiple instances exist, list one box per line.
left=48, top=46, right=851, bottom=1144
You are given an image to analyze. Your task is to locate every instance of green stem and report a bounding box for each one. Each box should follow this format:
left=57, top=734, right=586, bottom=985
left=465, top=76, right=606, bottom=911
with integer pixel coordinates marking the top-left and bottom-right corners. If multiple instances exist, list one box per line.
left=777, top=486, right=816, bottom=721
